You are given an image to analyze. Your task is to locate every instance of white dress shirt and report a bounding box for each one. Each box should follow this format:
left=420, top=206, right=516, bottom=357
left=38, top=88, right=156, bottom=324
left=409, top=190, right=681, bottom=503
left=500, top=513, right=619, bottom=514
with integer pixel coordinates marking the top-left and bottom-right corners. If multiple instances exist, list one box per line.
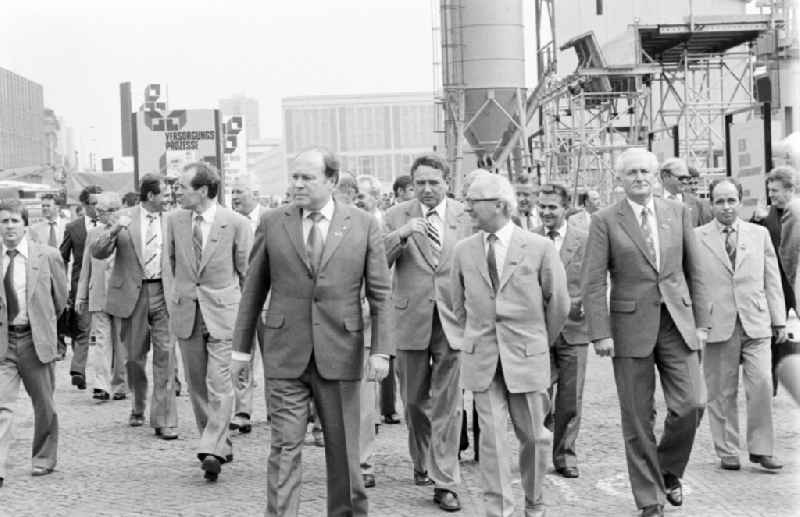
left=666, top=192, right=684, bottom=203
left=4, top=236, right=29, bottom=325
left=84, top=215, right=98, bottom=231
left=483, top=220, right=515, bottom=278
left=627, top=197, right=660, bottom=270
left=301, top=196, right=335, bottom=243
left=246, top=205, right=261, bottom=235
left=140, top=207, right=163, bottom=279
left=546, top=221, right=568, bottom=253
left=193, top=202, right=218, bottom=248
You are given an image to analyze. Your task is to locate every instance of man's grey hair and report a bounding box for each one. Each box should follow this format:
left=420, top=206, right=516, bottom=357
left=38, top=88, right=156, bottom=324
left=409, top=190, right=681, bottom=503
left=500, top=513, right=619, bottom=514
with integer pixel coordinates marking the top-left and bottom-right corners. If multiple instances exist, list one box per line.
left=96, top=191, right=122, bottom=210
left=356, top=174, right=381, bottom=197
left=659, top=157, right=688, bottom=177
left=469, top=173, right=517, bottom=215
left=229, top=173, right=255, bottom=191
left=615, top=148, right=659, bottom=177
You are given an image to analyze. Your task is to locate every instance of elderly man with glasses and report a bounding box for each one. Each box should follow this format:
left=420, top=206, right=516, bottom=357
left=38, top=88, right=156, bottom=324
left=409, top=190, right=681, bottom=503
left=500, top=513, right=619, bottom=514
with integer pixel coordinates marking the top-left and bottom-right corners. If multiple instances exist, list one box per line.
left=659, top=158, right=712, bottom=227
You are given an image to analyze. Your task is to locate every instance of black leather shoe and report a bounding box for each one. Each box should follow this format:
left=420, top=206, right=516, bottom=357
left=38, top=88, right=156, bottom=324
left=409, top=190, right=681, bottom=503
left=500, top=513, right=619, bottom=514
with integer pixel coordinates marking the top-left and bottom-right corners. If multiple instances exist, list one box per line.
left=663, top=473, right=682, bottom=506
left=383, top=414, right=401, bottom=424
left=202, top=456, right=221, bottom=482
left=112, top=393, right=127, bottom=401
left=31, top=466, right=54, bottom=477
left=749, top=454, right=783, bottom=470
left=0, top=476, right=4, bottom=488
left=128, top=413, right=145, bottom=427
left=363, top=473, right=375, bottom=488
left=556, top=466, right=579, bottom=478
left=92, top=390, right=110, bottom=401
left=433, top=489, right=461, bottom=512
left=232, top=413, right=252, bottom=434
left=414, top=470, right=434, bottom=486
left=71, top=373, right=86, bottom=390
left=641, top=504, right=664, bottom=517
left=155, top=427, right=179, bottom=440
left=720, top=457, right=741, bottom=470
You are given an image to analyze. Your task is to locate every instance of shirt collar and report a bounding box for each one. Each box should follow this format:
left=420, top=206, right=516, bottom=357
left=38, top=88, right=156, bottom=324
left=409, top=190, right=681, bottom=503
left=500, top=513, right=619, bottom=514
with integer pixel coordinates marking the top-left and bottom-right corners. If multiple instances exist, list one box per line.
left=247, top=205, right=260, bottom=222
left=7, top=235, right=29, bottom=259
left=421, top=198, right=446, bottom=220
left=484, top=219, right=515, bottom=248
left=627, top=196, right=655, bottom=217
left=553, top=220, right=568, bottom=237
left=714, top=217, right=740, bottom=233
left=195, top=202, right=217, bottom=223
left=302, top=196, right=335, bottom=221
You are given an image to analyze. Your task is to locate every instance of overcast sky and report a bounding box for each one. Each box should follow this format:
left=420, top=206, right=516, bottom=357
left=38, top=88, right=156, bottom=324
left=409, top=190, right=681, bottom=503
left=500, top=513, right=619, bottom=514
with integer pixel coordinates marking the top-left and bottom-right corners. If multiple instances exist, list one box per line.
left=2, top=0, right=473, bottom=160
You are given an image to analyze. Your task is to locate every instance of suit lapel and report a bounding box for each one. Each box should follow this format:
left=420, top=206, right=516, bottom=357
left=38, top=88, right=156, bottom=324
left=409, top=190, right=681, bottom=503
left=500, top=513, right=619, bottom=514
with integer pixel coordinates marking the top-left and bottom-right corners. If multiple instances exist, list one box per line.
left=281, top=205, right=312, bottom=273
left=560, top=227, right=578, bottom=266
left=199, top=207, right=227, bottom=272
left=700, top=224, right=733, bottom=273
left=129, top=206, right=145, bottom=267
left=654, top=199, right=673, bottom=270
left=439, top=200, right=462, bottom=266
left=319, top=203, right=352, bottom=272
left=408, top=201, right=437, bottom=270
left=616, top=201, right=658, bottom=271
left=497, top=228, right=524, bottom=293
left=734, top=222, right=749, bottom=271
left=474, top=235, right=493, bottom=291
left=179, top=210, right=198, bottom=275
left=26, top=242, right=41, bottom=306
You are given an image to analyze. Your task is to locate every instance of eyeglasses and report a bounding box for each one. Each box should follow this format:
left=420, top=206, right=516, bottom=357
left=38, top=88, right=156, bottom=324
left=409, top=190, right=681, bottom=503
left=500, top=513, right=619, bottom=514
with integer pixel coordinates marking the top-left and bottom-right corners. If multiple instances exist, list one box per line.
left=465, top=197, right=499, bottom=205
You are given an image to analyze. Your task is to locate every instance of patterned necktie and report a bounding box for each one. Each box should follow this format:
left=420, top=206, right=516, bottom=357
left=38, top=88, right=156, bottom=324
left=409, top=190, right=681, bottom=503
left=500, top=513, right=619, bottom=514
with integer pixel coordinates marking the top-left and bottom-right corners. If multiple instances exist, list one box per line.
left=425, top=209, right=442, bottom=267
left=547, top=229, right=559, bottom=241
left=306, top=211, right=325, bottom=273
left=640, top=207, right=657, bottom=266
left=723, top=226, right=737, bottom=268
left=192, top=215, right=204, bottom=267
left=144, top=213, right=161, bottom=279
left=48, top=221, right=58, bottom=247
left=486, top=233, right=499, bottom=293
left=5, top=249, right=19, bottom=322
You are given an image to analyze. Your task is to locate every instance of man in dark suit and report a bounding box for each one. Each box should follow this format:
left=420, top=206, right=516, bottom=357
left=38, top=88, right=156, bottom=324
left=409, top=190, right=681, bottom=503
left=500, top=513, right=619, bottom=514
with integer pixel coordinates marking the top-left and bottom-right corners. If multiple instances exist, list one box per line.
left=60, top=184, right=103, bottom=391
left=0, top=199, right=68, bottom=488
left=535, top=184, right=590, bottom=479
left=584, top=148, right=710, bottom=517
left=232, top=148, right=392, bottom=517
left=659, top=158, right=712, bottom=227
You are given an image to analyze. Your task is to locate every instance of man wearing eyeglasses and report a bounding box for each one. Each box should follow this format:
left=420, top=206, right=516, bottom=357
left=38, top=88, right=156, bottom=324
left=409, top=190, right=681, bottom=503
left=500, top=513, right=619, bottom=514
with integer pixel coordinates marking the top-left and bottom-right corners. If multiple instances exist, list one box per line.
left=659, top=158, right=712, bottom=227
left=584, top=148, right=710, bottom=517
left=512, top=173, right=541, bottom=232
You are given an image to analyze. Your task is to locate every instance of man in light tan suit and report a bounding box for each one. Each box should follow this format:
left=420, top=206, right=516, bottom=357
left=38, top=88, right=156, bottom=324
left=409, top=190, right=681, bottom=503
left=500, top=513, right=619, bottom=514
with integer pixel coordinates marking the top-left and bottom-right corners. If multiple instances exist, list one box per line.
left=451, top=173, right=570, bottom=517
left=696, top=177, right=786, bottom=471
left=167, top=163, right=251, bottom=481
left=0, top=199, right=68, bottom=488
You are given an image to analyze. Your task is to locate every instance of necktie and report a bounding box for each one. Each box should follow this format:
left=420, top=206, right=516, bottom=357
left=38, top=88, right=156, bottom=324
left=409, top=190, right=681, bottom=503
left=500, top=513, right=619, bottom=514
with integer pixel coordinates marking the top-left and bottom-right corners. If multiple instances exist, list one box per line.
left=5, top=249, right=19, bottom=323
left=306, top=211, right=325, bottom=273
left=723, top=226, right=736, bottom=268
left=144, top=213, right=161, bottom=279
left=48, top=221, right=58, bottom=247
left=640, top=207, right=658, bottom=266
left=192, top=215, right=203, bottom=266
left=425, top=209, right=442, bottom=266
left=486, top=233, right=499, bottom=293
left=90, top=218, right=97, bottom=227
left=547, top=229, right=559, bottom=241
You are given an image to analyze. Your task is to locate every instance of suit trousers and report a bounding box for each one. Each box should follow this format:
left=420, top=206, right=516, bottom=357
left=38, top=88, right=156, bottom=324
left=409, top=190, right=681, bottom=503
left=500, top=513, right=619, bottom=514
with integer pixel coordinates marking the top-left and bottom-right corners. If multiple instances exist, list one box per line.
left=69, top=309, right=90, bottom=377
left=88, top=311, right=116, bottom=394
left=233, top=320, right=263, bottom=419
left=474, top=367, right=550, bottom=517
left=179, top=304, right=233, bottom=461
left=266, top=359, right=366, bottom=517
left=612, top=305, right=705, bottom=509
left=0, top=329, right=58, bottom=478
left=550, top=337, right=588, bottom=469
left=396, top=308, right=462, bottom=489
left=379, top=357, right=397, bottom=417
left=360, top=350, right=378, bottom=475
left=704, top=320, right=774, bottom=458
left=123, top=281, right=177, bottom=428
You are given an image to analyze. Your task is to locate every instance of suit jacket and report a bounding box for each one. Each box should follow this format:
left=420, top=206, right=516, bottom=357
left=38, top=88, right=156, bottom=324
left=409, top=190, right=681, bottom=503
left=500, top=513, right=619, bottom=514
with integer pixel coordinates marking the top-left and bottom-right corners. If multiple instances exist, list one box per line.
left=567, top=209, right=592, bottom=231
left=0, top=240, right=68, bottom=363
left=91, top=206, right=173, bottom=319
left=383, top=199, right=472, bottom=351
left=232, top=201, right=392, bottom=381
left=534, top=224, right=589, bottom=344
left=753, top=205, right=796, bottom=310
left=684, top=193, right=713, bottom=228
left=166, top=205, right=251, bottom=341
left=60, top=216, right=91, bottom=302
left=77, top=227, right=113, bottom=313
left=451, top=226, right=570, bottom=393
left=695, top=220, right=785, bottom=342
left=29, top=217, right=67, bottom=248
left=780, top=199, right=800, bottom=305
left=583, top=198, right=711, bottom=357
left=512, top=210, right=541, bottom=232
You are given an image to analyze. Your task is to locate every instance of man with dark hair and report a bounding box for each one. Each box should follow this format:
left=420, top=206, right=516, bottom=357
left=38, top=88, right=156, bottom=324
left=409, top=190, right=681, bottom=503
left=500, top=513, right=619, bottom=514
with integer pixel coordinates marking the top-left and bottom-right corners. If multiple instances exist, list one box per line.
left=0, top=198, right=68, bottom=488
left=92, top=174, right=178, bottom=437
left=568, top=189, right=601, bottom=230
left=232, top=147, right=391, bottom=515
left=383, top=152, right=471, bottom=511
left=695, top=177, right=785, bottom=471
left=393, top=175, right=415, bottom=203
left=167, top=163, right=251, bottom=481
left=535, top=183, right=590, bottom=479
left=60, top=184, right=103, bottom=391
left=122, top=192, right=139, bottom=208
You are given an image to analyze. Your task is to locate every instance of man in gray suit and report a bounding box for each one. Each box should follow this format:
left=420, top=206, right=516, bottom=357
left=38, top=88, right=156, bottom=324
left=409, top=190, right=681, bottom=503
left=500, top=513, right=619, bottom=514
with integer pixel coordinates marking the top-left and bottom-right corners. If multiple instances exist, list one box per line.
left=583, top=148, right=711, bottom=517
left=534, top=183, right=590, bottom=479
left=232, top=148, right=391, bottom=516
left=0, top=199, right=68, bottom=488
left=451, top=173, right=570, bottom=517
left=383, top=153, right=472, bottom=511
left=92, top=175, right=178, bottom=438
left=659, top=158, right=712, bottom=227
left=696, top=178, right=786, bottom=471
left=167, top=163, right=251, bottom=480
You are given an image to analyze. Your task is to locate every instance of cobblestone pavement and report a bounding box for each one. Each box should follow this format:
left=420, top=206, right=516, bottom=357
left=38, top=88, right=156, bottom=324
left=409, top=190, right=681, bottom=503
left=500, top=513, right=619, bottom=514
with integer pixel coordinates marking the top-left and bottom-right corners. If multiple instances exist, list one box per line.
left=2, top=338, right=799, bottom=517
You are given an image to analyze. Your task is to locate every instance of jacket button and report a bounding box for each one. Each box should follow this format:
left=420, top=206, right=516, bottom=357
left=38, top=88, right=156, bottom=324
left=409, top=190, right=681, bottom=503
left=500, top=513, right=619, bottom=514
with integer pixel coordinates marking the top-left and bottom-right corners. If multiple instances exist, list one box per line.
left=195, top=283, right=200, bottom=287
left=314, top=297, right=319, bottom=302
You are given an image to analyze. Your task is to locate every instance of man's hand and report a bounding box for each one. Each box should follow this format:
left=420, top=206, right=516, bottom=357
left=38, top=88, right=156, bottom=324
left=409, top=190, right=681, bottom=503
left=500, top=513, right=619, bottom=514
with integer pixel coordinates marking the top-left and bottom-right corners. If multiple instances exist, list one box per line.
left=696, top=328, right=709, bottom=348
left=774, top=327, right=788, bottom=344
left=399, top=218, right=427, bottom=240
left=366, top=355, right=390, bottom=382
left=568, top=301, right=584, bottom=321
left=231, top=357, right=250, bottom=389
left=593, top=338, right=614, bottom=358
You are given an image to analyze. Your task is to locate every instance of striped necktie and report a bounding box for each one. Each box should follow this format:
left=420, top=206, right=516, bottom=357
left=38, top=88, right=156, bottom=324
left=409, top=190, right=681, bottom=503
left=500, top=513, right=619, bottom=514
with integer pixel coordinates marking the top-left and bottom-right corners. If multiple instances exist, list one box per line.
left=640, top=207, right=657, bottom=266
left=306, top=211, right=325, bottom=273
left=425, top=209, right=441, bottom=266
left=144, top=213, right=161, bottom=279
left=192, top=215, right=203, bottom=267
left=723, top=226, right=736, bottom=268
left=486, top=233, right=499, bottom=293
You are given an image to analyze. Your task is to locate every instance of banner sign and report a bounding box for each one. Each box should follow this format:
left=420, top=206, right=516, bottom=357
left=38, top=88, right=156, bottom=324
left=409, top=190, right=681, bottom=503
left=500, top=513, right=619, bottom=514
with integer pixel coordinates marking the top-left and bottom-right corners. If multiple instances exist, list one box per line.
left=729, top=118, right=768, bottom=219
